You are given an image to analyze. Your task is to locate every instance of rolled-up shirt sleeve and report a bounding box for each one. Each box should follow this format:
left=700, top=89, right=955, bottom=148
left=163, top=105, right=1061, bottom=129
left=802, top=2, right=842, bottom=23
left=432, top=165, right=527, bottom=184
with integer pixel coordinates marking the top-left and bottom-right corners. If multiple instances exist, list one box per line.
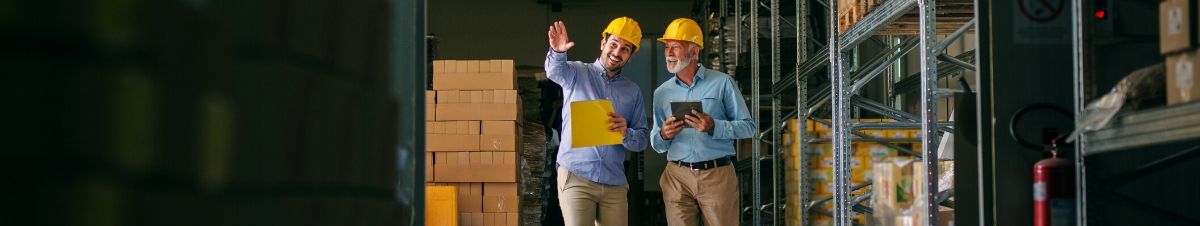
left=545, top=49, right=577, bottom=89
left=712, top=79, right=757, bottom=140
left=622, top=91, right=650, bottom=152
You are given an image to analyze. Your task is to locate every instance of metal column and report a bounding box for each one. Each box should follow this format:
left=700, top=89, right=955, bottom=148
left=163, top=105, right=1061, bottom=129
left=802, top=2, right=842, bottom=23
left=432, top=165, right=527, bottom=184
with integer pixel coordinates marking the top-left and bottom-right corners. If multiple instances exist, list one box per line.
left=750, top=0, right=763, bottom=225
left=1069, top=0, right=1089, bottom=224
left=769, top=0, right=782, bottom=224
left=917, top=0, right=940, bottom=225
left=796, top=0, right=811, bottom=224
left=827, top=0, right=853, bottom=225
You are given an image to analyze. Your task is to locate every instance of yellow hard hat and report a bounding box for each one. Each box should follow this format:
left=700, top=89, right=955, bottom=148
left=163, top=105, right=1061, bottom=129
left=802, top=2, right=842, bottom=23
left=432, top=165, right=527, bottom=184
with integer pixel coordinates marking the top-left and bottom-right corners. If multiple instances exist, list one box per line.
left=658, top=18, right=704, bottom=49
left=602, top=17, right=643, bottom=51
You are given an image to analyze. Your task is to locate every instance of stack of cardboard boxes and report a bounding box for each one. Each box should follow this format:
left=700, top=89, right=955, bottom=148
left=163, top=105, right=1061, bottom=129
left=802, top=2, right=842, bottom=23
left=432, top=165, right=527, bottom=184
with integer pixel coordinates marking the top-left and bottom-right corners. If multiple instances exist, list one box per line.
left=1162, top=0, right=1200, bottom=105
left=425, top=60, right=522, bottom=226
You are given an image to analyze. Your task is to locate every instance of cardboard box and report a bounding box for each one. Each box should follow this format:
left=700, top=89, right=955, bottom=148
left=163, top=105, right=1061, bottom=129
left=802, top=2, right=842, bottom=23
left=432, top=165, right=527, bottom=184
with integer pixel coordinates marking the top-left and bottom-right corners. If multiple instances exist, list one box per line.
left=1161, top=0, right=1197, bottom=54
left=425, top=186, right=458, bottom=226
left=437, top=102, right=520, bottom=121
left=435, top=90, right=521, bottom=121
left=483, top=183, right=520, bottom=213
left=457, top=183, right=484, bottom=213
left=480, top=213, right=517, bottom=226
left=461, top=212, right=484, bottom=226
left=426, top=104, right=436, bottom=121
left=433, top=152, right=518, bottom=182
left=481, top=121, right=519, bottom=152
left=433, top=60, right=516, bottom=90
left=427, top=134, right=480, bottom=152
left=426, top=91, right=437, bottom=121
left=873, top=157, right=925, bottom=212
left=426, top=121, right=482, bottom=152
left=425, top=152, right=434, bottom=182
left=1167, top=51, right=1200, bottom=104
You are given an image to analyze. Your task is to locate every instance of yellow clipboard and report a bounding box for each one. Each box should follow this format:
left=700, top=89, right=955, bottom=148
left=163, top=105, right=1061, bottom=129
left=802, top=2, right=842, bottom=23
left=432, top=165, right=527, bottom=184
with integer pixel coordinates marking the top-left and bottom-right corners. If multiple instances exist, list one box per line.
left=570, top=99, right=624, bottom=148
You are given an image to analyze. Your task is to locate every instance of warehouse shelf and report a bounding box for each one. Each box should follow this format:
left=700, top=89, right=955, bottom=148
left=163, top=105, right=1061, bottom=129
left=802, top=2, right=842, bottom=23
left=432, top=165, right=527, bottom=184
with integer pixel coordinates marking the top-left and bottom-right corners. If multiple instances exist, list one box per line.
left=712, top=0, right=973, bottom=225
left=1082, top=101, right=1200, bottom=156
left=823, top=0, right=972, bottom=225
left=1070, top=0, right=1200, bottom=224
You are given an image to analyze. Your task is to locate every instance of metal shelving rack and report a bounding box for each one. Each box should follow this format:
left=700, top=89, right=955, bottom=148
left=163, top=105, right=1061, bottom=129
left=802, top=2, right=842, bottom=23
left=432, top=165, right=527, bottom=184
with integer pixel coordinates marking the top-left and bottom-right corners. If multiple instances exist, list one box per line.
left=713, top=0, right=976, bottom=225
left=1070, top=0, right=1200, bottom=224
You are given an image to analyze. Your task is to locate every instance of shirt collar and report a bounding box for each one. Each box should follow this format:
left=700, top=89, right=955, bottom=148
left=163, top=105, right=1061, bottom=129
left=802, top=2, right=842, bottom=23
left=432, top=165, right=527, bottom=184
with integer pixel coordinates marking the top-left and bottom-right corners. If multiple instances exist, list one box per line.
left=592, top=59, right=623, bottom=81
left=672, top=64, right=706, bottom=88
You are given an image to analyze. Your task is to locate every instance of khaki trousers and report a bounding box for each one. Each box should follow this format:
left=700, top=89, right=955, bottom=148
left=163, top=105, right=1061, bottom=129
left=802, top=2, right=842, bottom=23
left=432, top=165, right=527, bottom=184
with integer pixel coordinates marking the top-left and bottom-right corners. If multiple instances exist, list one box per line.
left=557, top=167, right=628, bottom=226
left=659, top=163, right=740, bottom=226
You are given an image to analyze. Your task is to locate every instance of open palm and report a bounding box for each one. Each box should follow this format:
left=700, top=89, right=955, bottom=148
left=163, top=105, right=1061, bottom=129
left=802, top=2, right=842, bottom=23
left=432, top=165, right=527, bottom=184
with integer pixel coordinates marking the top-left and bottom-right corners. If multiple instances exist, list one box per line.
left=548, top=21, right=575, bottom=53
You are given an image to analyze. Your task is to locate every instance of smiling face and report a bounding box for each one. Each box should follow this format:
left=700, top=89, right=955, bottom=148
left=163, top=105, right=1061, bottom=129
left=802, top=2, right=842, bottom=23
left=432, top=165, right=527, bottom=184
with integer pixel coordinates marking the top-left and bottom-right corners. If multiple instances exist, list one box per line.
left=662, top=40, right=698, bottom=74
left=599, top=35, right=635, bottom=72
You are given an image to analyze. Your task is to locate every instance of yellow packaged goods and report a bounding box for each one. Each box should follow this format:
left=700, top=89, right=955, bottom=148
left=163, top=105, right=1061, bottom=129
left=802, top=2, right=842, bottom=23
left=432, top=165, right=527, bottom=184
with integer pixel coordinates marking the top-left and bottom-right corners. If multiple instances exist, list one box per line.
left=425, top=186, right=458, bottom=226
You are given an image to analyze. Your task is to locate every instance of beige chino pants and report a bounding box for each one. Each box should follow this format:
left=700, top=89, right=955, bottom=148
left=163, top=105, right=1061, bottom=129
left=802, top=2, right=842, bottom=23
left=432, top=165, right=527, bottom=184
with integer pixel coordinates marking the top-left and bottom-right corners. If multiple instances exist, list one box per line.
left=557, top=167, right=629, bottom=226
left=659, top=163, right=740, bottom=226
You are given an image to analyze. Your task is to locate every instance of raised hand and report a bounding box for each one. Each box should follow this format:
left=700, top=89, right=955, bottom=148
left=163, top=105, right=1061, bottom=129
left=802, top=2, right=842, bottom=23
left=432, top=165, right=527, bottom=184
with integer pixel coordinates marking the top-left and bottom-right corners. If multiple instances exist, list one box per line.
left=547, top=21, right=575, bottom=53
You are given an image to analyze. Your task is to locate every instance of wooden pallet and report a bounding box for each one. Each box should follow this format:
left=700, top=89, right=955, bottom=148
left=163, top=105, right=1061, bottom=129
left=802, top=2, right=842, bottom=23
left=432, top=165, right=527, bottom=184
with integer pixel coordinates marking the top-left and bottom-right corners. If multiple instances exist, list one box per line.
left=838, top=0, right=974, bottom=35
left=838, top=0, right=886, bottom=34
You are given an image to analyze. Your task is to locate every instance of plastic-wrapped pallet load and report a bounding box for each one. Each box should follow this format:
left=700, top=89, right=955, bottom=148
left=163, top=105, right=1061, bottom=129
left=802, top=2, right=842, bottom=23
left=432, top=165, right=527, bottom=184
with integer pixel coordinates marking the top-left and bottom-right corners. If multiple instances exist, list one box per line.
left=869, top=157, right=955, bottom=226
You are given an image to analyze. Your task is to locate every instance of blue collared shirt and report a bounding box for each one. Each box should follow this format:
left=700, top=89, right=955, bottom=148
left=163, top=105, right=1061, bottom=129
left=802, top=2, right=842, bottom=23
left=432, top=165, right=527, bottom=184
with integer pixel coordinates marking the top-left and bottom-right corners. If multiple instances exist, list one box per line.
left=545, top=49, right=649, bottom=186
left=651, top=65, right=757, bottom=162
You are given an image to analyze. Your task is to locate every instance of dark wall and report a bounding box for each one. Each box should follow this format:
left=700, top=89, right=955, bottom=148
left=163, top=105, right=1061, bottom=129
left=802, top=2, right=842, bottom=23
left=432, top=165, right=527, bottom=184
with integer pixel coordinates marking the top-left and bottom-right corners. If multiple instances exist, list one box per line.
left=2, top=0, right=415, bottom=225
left=977, top=0, right=1075, bottom=225
left=428, top=0, right=693, bottom=67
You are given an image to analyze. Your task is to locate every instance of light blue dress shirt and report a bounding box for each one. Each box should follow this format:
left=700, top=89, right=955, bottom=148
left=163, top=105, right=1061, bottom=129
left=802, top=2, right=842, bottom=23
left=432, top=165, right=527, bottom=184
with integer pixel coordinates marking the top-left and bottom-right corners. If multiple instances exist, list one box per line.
left=545, top=49, right=649, bottom=186
left=651, top=65, right=757, bottom=162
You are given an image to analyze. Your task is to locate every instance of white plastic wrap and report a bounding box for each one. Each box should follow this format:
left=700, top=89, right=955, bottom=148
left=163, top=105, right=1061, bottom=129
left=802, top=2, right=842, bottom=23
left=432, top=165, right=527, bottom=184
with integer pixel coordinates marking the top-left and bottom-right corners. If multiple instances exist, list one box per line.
left=1067, top=63, right=1166, bottom=142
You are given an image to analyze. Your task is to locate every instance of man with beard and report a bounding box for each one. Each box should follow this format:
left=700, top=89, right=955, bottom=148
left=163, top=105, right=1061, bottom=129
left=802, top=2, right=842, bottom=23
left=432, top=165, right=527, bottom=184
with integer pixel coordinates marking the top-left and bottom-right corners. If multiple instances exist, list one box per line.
left=544, top=17, right=650, bottom=226
left=650, top=18, right=756, bottom=226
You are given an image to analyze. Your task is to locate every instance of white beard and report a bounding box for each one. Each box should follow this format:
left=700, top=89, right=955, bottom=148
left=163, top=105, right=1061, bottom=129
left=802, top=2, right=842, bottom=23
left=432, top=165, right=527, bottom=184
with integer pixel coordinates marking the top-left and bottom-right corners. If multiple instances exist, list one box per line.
left=666, top=55, right=691, bottom=74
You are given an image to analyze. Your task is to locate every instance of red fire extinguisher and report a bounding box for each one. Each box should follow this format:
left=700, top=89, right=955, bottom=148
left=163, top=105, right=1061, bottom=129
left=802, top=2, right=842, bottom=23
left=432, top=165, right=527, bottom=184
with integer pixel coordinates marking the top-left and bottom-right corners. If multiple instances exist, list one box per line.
left=1033, top=143, right=1073, bottom=226
left=1012, top=103, right=1077, bottom=226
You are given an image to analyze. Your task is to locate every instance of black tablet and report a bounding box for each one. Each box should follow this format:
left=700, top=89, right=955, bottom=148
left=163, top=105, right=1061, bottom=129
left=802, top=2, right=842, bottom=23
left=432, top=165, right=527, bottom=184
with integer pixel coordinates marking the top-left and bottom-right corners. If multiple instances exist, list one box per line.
left=670, top=101, right=703, bottom=128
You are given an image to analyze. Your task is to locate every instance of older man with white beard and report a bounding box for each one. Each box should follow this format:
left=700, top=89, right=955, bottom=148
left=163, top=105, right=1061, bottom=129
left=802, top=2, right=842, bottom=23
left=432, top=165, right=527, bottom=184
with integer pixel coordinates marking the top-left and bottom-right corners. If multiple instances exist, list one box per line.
left=649, top=18, right=757, bottom=226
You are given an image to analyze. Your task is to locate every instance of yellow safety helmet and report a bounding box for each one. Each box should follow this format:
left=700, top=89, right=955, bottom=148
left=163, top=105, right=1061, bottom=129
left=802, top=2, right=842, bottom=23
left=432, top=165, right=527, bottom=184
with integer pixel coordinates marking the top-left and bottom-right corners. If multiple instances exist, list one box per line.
left=602, top=17, right=643, bottom=51
left=658, top=18, right=704, bottom=49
